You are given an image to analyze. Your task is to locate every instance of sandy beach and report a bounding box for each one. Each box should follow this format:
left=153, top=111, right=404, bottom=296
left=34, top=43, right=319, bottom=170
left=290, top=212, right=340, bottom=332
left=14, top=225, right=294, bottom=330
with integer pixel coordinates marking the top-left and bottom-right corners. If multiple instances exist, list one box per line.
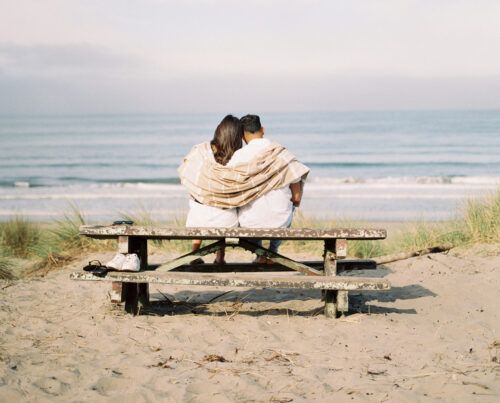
left=0, top=246, right=498, bottom=402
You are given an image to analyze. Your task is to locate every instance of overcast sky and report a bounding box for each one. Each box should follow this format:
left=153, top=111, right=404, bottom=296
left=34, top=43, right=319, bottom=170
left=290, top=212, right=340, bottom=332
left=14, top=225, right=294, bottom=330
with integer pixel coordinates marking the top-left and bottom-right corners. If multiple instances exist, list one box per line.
left=1, top=0, right=499, bottom=114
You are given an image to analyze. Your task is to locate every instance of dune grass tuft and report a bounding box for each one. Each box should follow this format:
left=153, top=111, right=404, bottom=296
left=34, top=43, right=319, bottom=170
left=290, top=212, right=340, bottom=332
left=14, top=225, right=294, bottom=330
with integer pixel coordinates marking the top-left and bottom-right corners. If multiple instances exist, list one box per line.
left=0, top=216, right=40, bottom=258
left=120, top=208, right=191, bottom=253
left=461, top=190, right=500, bottom=243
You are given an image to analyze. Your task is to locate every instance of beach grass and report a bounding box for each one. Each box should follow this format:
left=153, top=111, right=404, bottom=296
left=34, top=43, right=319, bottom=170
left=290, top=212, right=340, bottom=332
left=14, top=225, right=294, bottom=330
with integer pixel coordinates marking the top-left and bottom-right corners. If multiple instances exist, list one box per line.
left=0, top=216, right=41, bottom=258
left=0, top=190, right=499, bottom=279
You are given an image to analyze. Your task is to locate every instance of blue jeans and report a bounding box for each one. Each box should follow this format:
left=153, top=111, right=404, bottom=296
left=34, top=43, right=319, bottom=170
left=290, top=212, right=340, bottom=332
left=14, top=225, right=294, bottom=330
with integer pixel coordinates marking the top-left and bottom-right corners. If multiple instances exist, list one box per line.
left=256, top=238, right=282, bottom=254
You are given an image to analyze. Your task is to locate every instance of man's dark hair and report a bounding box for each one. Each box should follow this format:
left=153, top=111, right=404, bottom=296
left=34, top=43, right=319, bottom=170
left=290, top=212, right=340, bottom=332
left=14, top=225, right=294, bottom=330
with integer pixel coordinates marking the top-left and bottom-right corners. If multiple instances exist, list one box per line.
left=240, top=114, right=262, bottom=133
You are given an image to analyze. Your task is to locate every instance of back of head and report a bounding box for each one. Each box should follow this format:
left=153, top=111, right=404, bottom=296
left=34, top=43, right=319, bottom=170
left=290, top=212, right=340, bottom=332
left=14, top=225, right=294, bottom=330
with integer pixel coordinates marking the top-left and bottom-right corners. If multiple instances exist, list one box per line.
left=240, top=114, right=262, bottom=134
left=211, top=115, right=243, bottom=165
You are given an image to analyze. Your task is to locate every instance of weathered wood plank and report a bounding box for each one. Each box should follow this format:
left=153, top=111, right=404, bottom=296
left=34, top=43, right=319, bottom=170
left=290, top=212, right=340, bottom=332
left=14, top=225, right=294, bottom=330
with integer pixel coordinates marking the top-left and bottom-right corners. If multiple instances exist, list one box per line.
left=110, top=282, right=122, bottom=303
left=336, top=239, right=347, bottom=258
left=324, top=239, right=337, bottom=318
left=337, top=291, right=349, bottom=313
left=70, top=271, right=391, bottom=291
left=79, top=225, right=387, bottom=240
left=333, top=240, right=349, bottom=315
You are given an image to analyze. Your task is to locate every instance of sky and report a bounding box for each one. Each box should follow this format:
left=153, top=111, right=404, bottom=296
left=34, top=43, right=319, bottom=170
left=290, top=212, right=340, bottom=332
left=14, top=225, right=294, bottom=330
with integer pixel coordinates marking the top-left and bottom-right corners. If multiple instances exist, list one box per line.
left=1, top=0, right=500, bottom=114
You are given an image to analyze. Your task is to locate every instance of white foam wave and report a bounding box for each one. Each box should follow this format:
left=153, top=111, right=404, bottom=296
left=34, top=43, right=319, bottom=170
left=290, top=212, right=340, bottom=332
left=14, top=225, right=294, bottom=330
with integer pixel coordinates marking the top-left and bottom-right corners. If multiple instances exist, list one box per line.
left=14, top=181, right=30, bottom=188
left=0, top=193, right=188, bottom=201
left=307, top=175, right=500, bottom=185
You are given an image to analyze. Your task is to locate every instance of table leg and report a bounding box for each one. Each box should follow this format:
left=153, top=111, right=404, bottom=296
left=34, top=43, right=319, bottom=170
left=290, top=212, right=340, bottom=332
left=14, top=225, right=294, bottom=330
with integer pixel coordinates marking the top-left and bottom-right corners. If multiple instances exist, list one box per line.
left=115, top=236, right=149, bottom=314
left=110, top=282, right=123, bottom=303
left=110, top=235, right=129, bottom=303
left=335, top=239, right=348, bottom=315
left=323, top=239, right=337, bottom=318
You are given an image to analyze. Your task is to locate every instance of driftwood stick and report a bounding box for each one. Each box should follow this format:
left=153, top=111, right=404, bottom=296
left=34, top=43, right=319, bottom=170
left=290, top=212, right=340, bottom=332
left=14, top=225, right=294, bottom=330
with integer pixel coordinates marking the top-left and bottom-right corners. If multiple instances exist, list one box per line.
left=374, top=243, right=454, bottom=265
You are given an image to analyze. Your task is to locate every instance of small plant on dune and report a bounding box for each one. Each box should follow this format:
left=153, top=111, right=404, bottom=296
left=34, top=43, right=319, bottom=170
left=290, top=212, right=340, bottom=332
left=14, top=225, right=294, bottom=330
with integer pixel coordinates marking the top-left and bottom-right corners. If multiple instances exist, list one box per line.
left=121, top=207, right=164, bottom=247
left=349, top=239, right=387, bottom=259
left=49, top=204, right=94, bottom=251
left=461, top=190, right=500, bottom=243
left=0, top=216, right=40, bottom=258
left=0, top=251, right=16, bottom=279
left=121, top=208, right=191, bottom=252
left=396, top=221, right=441, bottom=252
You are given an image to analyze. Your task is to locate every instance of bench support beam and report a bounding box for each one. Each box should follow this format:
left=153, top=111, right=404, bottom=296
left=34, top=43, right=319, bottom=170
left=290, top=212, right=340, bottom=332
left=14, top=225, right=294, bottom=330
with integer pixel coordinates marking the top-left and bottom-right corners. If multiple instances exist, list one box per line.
left=156, top=241, right=225, bottom=272
left=239, top=240, right=322, bottom=276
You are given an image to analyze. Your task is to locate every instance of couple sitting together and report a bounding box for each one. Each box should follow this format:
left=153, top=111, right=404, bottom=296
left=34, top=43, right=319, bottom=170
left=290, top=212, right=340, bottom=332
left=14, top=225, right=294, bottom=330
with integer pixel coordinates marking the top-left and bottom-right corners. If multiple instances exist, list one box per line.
left=179, top=114, right=310, bottom=264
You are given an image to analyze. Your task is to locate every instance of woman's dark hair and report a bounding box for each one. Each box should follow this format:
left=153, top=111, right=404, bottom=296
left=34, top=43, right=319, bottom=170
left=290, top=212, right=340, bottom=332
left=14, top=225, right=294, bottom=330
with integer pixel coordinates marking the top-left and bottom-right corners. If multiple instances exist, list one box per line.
left=211, top=115, right=243, bottom=165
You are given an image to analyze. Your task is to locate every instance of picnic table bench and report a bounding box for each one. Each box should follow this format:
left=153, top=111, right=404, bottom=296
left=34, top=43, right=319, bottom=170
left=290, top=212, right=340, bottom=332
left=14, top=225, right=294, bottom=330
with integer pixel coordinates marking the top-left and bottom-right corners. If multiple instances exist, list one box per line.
left=71, top=225, right=390, bottom=318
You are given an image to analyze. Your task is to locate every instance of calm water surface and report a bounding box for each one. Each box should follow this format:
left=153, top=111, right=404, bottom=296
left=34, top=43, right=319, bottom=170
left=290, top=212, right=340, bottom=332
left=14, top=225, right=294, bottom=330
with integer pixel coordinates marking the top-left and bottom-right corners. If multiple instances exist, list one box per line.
left=1, top=110, right=499, bottom=221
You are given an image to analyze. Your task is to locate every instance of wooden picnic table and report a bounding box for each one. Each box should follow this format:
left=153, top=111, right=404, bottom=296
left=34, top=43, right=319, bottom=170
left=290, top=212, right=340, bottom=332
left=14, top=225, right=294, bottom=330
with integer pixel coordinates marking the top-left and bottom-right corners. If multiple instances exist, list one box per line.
left=71, top=225, right=390, bottom=318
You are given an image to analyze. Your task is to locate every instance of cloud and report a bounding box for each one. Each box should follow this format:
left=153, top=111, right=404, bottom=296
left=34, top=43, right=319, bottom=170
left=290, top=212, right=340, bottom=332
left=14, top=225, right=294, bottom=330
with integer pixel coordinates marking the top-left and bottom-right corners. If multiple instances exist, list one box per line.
left=0, top=43, right=141, bottom=78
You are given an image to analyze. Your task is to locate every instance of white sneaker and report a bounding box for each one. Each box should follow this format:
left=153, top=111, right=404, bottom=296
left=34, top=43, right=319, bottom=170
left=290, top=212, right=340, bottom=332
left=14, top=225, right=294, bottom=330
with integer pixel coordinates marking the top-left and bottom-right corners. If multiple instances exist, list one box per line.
left=121, top=253, right=140, bottom=272
left=106, top=253, right=126, bottom=269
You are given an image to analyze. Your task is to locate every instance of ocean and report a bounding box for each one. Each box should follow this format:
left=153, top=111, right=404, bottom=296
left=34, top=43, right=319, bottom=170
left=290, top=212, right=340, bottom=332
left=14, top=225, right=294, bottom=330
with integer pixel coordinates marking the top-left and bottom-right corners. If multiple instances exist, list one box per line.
left=1, top=111, right=499, bottom=222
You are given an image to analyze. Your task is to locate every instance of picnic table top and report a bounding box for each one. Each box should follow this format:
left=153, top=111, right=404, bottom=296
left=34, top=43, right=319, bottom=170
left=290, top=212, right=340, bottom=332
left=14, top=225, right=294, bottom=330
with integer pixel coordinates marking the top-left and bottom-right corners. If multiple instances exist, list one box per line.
left=79, top=225, right=387, bottom=240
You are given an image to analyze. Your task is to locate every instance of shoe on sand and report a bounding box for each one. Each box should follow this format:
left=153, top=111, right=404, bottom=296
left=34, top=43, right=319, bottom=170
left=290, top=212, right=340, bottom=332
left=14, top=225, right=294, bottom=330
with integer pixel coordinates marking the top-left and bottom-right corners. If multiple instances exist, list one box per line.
left=106, top=253, right=126, bottom=270
left=121, top=253, right=140, bottom=272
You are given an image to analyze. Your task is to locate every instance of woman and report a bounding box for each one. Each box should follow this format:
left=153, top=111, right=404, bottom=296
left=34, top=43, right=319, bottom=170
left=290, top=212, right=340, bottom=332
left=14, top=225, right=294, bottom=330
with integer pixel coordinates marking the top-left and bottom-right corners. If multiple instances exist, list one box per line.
left=183, top=115, right=243, bottom=264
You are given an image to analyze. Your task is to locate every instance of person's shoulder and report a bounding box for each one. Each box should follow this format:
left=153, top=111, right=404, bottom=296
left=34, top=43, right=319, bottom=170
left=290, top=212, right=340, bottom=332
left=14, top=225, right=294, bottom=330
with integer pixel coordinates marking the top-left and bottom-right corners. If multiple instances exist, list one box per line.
left=227, top=146, right=249, bottom=166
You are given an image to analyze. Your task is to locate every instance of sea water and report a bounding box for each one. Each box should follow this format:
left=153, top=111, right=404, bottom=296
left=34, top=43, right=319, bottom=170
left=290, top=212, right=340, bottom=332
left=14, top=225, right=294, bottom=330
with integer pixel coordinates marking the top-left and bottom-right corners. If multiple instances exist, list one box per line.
left=0, top=111, right=499, bottom=222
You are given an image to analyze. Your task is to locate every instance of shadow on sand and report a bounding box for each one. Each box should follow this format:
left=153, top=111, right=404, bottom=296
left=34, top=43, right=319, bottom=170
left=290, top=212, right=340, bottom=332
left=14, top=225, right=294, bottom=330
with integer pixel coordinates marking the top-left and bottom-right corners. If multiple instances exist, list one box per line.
left=138, top=275, right=435, bottom=318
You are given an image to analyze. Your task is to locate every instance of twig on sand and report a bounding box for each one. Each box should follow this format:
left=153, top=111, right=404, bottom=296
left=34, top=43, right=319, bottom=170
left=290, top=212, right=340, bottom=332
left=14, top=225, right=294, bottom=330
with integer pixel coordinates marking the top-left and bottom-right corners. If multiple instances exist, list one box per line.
left=134, top=324, right=158, bottom=332
left=269, top=396, right=293, bottom=403
left=157, top=290, right=173, bottom=304
left=203, top=354, right=229, bottom=363
left=265, top=350, right=298, bottom=365
left=462, top=381, right=489, bottom=390
left=339, top=315, right=361, bottom=323
left=489, top=341, right=500, bottom=348
left=367, top=369, right=387, bottom=376
left=208, top=290, right=232, bottom=303
left=207, top=368, right=265, bottom=379
left=228, top=301, right=243, bottom=320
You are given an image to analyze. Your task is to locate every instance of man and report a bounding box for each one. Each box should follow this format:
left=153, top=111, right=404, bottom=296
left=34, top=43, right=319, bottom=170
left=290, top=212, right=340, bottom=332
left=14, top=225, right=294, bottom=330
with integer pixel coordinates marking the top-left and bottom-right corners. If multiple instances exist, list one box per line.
left=228, top=114, right=305, bottom=263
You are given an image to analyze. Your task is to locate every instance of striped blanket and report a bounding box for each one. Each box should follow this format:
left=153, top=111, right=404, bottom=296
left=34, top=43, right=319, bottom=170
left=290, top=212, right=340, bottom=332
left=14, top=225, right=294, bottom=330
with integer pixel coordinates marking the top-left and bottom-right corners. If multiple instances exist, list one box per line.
left=178, top=142, right=309, bottom=209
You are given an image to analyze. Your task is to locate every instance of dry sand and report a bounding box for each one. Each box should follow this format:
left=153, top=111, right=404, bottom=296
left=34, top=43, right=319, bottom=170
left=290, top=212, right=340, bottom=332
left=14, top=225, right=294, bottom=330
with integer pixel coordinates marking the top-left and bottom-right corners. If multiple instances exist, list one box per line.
left=0, top=248, right=499, bottom=402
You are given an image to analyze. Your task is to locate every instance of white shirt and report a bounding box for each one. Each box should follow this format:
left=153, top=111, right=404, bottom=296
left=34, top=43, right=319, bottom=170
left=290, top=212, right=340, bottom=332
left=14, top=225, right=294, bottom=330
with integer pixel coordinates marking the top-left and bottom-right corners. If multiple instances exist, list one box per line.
left=228, top=138, right=300, bottom=228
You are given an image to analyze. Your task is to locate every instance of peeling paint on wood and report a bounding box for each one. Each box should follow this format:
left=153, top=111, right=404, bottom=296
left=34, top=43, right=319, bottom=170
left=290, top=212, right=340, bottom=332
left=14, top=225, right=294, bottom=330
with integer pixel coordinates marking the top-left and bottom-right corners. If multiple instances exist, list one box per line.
left=323, top=239, right=337, bottom=318
left=79, top=225, right=387, bottom=240
left=118, top=236, right=129, bottom=254
left=337, top=290, right=349, bottom=312
left=336, top=239, right=347, bottom=258
left=70, top=271, right=391, bottom=291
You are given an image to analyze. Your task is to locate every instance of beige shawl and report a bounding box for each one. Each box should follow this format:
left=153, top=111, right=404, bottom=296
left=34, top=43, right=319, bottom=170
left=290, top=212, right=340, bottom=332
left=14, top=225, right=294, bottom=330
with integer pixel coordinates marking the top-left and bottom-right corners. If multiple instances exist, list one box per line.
left=178, top=142, right=309, bottom=209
